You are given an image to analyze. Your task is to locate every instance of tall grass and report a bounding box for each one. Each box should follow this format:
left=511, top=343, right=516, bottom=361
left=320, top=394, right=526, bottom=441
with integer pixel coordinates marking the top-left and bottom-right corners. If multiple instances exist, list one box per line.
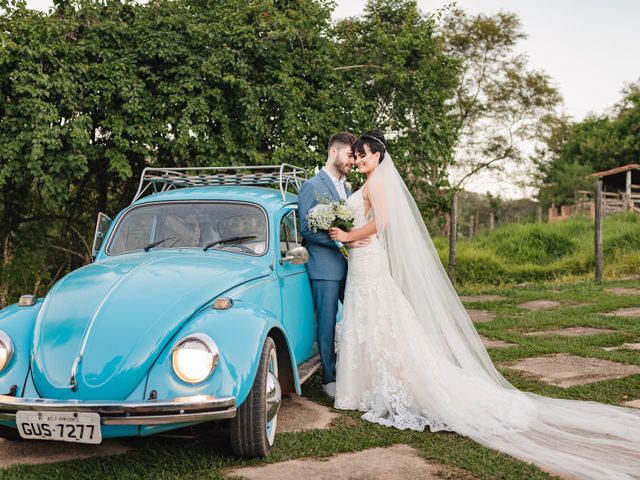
left=434, top=213, right=640, bottom=285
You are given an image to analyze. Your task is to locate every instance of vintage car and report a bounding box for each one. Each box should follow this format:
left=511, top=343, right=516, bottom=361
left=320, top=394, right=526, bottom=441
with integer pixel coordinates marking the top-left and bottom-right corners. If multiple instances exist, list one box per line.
left=0, top=165, right=320, bottom=457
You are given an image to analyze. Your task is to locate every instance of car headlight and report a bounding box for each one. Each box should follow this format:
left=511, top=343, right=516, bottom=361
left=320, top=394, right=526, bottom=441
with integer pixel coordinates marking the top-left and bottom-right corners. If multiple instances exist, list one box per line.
left=172, top=334, right=218, bottom=384
left=0, top=331, right=14, bottom=372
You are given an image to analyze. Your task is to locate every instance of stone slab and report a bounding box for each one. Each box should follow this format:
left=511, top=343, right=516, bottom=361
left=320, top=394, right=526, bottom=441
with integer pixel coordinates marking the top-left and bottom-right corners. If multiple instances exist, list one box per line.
left=517, top=300, right=561, bottom=310
left=480, top=336, right=517, bottom=348
left=460, top=295, right=507, bottom=303
left=277, top=394, right=339, bottom=434
left=603, top=343, right=640, bottom=351
left=607, top=287, right=640, bottom=296
left=525, top=327, right=617, bottom=337
left=227, top=444, right=475, bottom=480
left=503, top=353, right=640, bottom=388
left=604, top=307, right=640, bottom=318
left=622, top=399, right=640, bottom=409
left=468, top=309, right=496, bottom=323
left=0, top=439, right=129, bottom=469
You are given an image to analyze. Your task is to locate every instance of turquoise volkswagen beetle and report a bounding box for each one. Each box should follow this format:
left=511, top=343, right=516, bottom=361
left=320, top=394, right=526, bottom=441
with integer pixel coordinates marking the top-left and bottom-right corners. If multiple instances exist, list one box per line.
left=0, top=165, right=319, bottom=457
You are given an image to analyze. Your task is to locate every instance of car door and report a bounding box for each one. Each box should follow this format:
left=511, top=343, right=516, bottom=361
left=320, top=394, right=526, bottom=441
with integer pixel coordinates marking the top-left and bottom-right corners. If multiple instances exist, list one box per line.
left=277, top=208, right=315, bottom=364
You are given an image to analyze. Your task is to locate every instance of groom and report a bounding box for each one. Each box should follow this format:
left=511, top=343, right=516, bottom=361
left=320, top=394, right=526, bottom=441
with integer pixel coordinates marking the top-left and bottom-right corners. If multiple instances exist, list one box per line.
left=299, top=132, right=366, bottom=399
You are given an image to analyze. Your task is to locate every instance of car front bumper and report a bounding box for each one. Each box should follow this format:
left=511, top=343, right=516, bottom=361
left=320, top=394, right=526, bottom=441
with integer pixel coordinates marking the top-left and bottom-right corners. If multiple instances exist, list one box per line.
left=0, top=394, right=236, bottom=425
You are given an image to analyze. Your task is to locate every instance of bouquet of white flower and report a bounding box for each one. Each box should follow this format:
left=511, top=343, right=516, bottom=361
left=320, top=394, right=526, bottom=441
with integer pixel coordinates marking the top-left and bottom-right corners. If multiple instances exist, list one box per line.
left=306, top=199, right=355, bottom=259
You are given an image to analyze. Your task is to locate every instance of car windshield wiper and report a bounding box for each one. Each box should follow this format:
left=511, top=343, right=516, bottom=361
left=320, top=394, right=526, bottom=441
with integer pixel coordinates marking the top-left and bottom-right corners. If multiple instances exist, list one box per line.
left=203, top=235, right=257, bottom=252
left=143, top=236, right=176, bottom=252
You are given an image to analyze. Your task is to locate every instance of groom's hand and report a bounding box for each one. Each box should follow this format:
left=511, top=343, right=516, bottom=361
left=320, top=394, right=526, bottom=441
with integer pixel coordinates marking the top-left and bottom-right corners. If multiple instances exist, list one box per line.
left=346, top=237, right=371, bottom=248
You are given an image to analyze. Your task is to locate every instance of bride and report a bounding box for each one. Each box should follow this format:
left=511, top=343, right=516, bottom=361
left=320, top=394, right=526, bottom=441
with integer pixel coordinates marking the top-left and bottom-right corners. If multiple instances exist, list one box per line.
left=328, top=130, right=640, bottom=480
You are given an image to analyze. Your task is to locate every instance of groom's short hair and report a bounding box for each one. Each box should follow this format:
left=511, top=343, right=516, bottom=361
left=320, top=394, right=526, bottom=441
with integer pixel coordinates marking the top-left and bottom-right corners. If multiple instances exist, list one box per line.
left=328, top=132, right=357, bottom=152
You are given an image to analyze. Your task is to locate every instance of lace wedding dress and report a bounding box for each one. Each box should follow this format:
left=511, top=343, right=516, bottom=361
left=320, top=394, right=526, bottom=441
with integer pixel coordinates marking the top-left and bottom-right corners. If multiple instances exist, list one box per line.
left=334, top=155, right=640, bottom=480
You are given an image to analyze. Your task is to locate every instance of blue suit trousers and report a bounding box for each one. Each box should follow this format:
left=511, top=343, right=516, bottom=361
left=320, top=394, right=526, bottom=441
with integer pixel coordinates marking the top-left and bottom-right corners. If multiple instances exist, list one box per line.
left=310, top=278, right=345, bottom=385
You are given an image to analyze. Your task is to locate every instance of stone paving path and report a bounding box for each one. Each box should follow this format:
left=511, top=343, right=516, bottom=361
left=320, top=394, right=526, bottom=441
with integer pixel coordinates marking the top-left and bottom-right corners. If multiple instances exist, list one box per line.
left=517, top=300, right=562, bottom=310
left=605, top=307, right=640, bottom=317
left=524, top=327, right=617, bottom=337
left=603, top=342, right=640, bottom=351
left=480, top=335, right=517, bottom=348
left=503, top=353, right=640, bottom=388
left=277, top=394, right=339, bottom=433
left=460, top=295, right=507, bottom=303
left=607, top=287, right=640, bottom=296
left=468, top=310, right=496, bottom=323
left=227, top=444, right=476, bottom=480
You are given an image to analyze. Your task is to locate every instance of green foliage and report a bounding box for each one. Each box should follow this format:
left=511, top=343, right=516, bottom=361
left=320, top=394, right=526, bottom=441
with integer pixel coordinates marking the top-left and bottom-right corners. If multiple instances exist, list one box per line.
left=438, top=214, right=640, bottom=285
left=451, top=191, right=540, bottom=237
left=0, top=0, right=458, bottom=305
left=441, top=9, right=561, bottom=189
left=334, top=0, right=459, bottom=214
left=604, top=231, right=640, bottom=257
left=535, top=82, right=640, bottom=207
left=483, top=226, right=577, bottom=265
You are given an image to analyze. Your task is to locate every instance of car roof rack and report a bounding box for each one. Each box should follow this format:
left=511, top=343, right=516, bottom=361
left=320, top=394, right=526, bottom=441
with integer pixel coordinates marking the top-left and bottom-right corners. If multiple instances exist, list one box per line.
left=132, top=164, right=308, bottom=204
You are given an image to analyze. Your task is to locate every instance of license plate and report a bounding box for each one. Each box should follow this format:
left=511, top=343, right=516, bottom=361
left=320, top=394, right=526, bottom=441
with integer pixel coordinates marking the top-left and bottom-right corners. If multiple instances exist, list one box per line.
left=16, top=411, right=102, bottom=444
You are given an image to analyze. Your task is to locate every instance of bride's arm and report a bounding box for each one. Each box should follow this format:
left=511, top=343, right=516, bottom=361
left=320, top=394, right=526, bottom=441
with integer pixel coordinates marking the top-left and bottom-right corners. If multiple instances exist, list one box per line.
left=329, top=219, right=377, bottom=243
left=329, top=182, right=387, bottom=242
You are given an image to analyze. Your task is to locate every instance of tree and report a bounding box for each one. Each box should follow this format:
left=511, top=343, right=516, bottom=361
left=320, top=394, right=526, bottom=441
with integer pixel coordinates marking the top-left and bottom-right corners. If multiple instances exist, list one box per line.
left=533, top=81, right=640, bottom=207
left=440, top=9, right=561, bottom=191
left=0, top=0, right=461, bottom=304
left=0, top=0, right=347, bottom=304
left=333, top=0, right=459, bottom=215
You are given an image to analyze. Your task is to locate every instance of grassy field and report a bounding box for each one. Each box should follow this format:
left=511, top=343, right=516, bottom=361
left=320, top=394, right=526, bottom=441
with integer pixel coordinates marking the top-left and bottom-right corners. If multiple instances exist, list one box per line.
left=2, top=278, right=639, bottom=479
left=433, top=213, right=640, bottom=285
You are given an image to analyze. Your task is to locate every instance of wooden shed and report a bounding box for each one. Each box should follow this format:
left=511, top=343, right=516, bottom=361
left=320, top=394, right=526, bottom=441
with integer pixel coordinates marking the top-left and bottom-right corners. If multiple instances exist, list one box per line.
left=590, top=164, right=640, bottom=214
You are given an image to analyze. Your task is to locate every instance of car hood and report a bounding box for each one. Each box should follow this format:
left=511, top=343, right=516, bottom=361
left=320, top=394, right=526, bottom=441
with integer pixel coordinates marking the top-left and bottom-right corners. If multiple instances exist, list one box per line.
left=32, top=251, right=269, bottom=400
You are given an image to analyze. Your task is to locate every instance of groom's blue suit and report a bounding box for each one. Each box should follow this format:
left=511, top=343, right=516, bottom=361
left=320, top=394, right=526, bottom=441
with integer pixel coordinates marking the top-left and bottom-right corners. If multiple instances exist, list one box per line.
left=298, top=170, right=350, bottom=385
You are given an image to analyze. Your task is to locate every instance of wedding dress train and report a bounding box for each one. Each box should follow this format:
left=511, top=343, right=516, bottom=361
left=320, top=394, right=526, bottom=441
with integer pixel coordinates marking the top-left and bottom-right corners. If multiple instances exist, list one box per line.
left=334, top=156, right=640, bottom=480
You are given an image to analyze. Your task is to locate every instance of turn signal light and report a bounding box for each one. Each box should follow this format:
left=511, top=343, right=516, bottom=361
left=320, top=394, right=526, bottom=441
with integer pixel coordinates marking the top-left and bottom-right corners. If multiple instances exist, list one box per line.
left=213, top=298, right=233, bottom=310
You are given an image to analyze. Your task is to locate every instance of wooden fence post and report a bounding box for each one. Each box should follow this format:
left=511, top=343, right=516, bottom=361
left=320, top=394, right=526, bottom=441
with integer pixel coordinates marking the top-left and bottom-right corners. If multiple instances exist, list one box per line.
left=536, top=205, right=543, bottom=223
left=468, top=215, right=475, bottom=238
left=489, top=212, right=495, bottom=230
left=594, top=180, right=603, bottom=282
left=448, top=193, right=457, bottom=286
left=625, top=170, right=632, bottom=211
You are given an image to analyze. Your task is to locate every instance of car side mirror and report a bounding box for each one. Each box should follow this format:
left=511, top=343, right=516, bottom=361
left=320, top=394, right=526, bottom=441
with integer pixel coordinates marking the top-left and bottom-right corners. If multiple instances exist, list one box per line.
left=282, top=246, right=308, bottom=265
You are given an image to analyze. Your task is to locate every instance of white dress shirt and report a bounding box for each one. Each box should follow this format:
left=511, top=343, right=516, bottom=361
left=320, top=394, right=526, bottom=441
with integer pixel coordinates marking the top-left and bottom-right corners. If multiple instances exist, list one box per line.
left=322, top=167, right=347, bottom=200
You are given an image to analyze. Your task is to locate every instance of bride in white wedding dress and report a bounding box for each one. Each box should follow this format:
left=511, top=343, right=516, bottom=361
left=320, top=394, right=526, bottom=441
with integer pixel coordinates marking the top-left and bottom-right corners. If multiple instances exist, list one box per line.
left=328, top=130, right=640, bottom=480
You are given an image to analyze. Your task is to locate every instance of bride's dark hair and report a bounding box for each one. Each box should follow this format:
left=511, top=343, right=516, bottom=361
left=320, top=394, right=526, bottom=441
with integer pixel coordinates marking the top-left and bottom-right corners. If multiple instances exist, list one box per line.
left=354, top=129, right=386, bottom=162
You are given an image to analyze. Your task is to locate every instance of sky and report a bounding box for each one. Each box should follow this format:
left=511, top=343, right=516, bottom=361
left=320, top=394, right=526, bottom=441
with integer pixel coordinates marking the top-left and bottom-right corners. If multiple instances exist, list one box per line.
left=21, top=0, right=640, bottom=197
left=332, top=0, right=640, bottom=197
left=334, top=0, right=640, bottom=121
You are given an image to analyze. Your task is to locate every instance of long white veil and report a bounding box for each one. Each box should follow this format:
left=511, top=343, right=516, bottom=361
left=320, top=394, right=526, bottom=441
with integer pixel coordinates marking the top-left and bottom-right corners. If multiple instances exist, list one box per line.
left=368, top=153, right=640, bottom=479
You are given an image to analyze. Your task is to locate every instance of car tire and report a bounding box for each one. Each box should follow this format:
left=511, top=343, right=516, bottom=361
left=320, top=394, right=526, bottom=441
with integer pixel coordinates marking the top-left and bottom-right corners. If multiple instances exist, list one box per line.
left=230, top=336, right=281, bottom=457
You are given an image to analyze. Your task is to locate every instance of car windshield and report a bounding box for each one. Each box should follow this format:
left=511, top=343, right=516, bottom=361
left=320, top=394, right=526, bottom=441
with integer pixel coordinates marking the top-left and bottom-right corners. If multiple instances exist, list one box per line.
left=107, top=202, right=268, bottom=256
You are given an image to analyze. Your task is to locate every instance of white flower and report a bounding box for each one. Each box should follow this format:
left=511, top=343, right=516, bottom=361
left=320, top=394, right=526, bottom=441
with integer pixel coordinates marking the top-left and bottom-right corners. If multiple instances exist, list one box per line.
left=307, top=200, right=354, bottom=232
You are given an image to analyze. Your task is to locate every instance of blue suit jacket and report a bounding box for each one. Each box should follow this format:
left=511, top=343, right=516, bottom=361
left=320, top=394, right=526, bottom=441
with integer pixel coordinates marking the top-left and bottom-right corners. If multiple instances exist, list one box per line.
left=298, top=170, right=350, bottom=281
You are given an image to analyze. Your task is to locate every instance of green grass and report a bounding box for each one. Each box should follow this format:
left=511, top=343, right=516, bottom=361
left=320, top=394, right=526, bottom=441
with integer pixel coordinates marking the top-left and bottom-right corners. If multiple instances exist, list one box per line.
left=433, top=213, right=640, bottom=285
left=2, top=279, right=639, bottom=479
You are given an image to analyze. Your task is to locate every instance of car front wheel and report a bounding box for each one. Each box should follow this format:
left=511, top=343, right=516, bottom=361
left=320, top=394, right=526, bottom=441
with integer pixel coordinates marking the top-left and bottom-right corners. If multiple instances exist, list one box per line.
left=230, top=336, right=281, bottom=457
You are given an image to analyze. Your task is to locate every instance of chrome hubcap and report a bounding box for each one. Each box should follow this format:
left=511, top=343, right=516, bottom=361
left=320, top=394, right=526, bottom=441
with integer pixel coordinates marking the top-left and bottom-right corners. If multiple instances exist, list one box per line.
left=265, top=348, right=280, bottom=445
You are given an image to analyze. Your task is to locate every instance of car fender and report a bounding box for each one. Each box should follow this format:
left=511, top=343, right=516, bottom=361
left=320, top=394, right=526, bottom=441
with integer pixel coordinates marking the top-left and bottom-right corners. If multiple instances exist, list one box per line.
left=145, top=299, right=300, bottom=410
left=0, top=301, right=43, bottom=396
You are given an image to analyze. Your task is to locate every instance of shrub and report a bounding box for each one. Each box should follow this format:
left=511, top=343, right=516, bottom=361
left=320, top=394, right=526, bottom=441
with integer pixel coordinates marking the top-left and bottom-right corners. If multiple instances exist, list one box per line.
left=434, top=214, right=640, bottom=285
left=482, top=226, right=576, bottom=265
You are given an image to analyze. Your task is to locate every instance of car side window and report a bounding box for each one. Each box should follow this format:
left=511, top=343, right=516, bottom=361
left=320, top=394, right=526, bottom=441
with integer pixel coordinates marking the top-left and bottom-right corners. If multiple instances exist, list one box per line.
left=279, top=210, right=302, bottom=257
